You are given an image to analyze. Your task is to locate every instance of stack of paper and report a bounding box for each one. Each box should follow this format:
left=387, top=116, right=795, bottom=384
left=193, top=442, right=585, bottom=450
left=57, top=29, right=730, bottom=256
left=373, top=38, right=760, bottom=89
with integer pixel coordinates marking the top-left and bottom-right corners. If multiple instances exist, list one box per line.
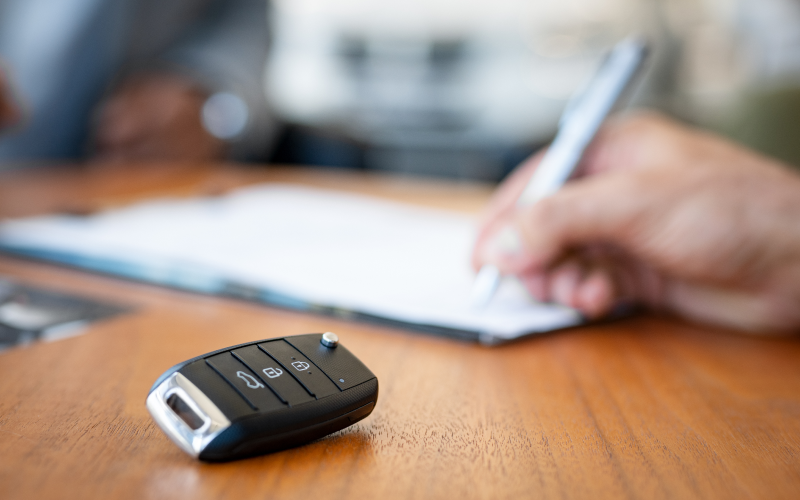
left=0, top=184, right=581, bottom=343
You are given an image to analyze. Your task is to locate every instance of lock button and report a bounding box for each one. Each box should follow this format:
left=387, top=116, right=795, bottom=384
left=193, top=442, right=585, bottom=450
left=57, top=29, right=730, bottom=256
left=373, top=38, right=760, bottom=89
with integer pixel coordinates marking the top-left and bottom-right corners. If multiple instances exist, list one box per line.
left=232, top=346, right=315, bottom=407
left=206, top=352, right=286, bottom=413
left=258, top=340, right=340, bottom=399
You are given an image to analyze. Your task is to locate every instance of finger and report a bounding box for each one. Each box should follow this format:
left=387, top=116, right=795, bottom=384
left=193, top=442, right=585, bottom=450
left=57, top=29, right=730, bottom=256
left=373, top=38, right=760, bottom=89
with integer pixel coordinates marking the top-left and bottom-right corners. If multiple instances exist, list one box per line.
left=549, top=254, right=631, bottom=318
left=472, top=152, right=546, bottom=269
left=480, top=150, right=546, bottom=225
left=545, top=255, right=618, bottom=317
left=475, top=114, right=684, bottom=272
left=573, top=267, right=616, bottom=318
left=476, top=171, right=644, bottom=277
left=549, top=260, right=583, bottom=307
left=516, top=245, right=642, bottom=317
left=472, top=216, right=525, bottom=270
left=520, top=272, right=548, bottom=302
left=520, top=171, right=648, bottom=269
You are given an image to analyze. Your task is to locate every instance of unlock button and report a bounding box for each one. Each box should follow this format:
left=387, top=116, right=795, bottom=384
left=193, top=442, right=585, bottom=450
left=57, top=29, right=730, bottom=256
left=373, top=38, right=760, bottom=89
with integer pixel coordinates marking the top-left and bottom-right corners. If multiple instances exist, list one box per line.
left=258, top=340, right=339, bottom=399
left=232, top=346, right=315, bottom=406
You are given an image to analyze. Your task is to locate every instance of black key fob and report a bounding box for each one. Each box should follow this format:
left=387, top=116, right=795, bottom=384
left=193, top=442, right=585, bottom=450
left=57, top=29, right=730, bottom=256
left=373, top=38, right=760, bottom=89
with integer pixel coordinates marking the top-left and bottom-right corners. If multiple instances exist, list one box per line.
left=146, top=333, right=378, bottom=461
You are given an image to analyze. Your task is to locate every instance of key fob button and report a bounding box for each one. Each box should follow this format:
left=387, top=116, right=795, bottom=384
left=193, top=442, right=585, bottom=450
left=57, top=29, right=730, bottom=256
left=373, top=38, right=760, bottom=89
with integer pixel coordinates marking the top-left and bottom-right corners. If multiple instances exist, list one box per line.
left=147, top=334, right=378, bottom=461
left=232, top=346, right=315, bottom=407
left=206, top=353, right=286, bottom=412
left=286, top=334, right=375, bottom=390
left=258, top=340, right=340, bottom=399
left=179, top=360, right=254, bottom=421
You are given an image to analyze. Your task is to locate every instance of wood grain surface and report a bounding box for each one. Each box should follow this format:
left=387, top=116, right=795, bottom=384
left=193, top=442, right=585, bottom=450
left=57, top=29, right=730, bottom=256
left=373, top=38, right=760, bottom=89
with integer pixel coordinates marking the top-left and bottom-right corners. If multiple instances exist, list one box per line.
left=0, top=163, right=799, bottom=500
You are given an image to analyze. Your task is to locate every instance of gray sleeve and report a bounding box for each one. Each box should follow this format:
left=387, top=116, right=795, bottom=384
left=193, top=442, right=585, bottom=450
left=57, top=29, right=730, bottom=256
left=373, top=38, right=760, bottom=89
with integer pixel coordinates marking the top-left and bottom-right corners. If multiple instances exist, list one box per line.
left=157, top=0, right=278, bottom=161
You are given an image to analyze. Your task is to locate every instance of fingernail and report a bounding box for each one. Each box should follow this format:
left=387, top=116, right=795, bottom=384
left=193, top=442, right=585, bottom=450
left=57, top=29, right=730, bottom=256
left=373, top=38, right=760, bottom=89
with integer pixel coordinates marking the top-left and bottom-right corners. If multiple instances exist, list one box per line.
left=483, top=225, right=523, bottom=265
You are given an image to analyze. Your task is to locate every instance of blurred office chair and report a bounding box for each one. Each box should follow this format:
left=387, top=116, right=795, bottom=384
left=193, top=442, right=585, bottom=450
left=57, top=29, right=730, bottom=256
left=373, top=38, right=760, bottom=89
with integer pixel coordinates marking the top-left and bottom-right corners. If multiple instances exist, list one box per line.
left=0, top=0, right=276, bottom=163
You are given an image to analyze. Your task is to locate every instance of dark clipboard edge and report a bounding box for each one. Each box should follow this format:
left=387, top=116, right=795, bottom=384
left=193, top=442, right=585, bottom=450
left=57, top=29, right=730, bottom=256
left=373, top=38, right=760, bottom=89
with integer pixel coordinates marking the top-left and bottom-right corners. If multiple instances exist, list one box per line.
left=0, top=246, right=584, bottom=347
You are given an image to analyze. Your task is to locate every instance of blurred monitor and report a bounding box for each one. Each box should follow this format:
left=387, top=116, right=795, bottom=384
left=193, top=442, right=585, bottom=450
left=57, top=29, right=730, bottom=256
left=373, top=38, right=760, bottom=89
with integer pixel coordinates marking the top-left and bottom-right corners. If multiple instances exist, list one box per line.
left=265, top=0, right=800, bottom=178
left=265, top=0, right=665, bottom=180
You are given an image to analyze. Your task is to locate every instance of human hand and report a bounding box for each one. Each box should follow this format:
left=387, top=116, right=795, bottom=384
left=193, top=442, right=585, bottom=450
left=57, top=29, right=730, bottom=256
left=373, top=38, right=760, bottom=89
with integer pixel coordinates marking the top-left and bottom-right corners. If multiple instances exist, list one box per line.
left=92, top=73, right=225, bottom=163
left=473, top=112, right=800, bottom=333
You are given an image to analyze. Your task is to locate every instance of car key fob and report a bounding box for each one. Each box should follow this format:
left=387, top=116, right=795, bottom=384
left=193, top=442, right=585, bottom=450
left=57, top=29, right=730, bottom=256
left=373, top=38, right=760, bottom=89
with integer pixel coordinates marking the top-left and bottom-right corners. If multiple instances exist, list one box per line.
left=146, top=332, right=378, bottom=461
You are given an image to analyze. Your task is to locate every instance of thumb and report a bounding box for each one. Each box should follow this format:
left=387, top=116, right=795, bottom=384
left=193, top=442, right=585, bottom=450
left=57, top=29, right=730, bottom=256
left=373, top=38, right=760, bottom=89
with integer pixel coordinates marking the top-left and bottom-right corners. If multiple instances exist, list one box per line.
left=471, top=151, right=545, bottom=270
left=477, top=173, right=641, bottom=274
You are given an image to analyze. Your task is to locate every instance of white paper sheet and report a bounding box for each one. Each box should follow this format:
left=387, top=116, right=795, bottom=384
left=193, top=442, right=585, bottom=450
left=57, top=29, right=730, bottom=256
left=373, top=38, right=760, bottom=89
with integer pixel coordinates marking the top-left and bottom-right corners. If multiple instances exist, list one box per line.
left=0, top=184, right=582, bottom=341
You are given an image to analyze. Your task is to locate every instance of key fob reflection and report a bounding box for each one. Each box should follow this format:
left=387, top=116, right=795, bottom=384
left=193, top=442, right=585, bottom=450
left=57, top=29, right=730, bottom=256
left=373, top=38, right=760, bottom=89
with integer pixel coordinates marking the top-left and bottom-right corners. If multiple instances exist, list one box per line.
left=146, top=333, right=378, bottom=461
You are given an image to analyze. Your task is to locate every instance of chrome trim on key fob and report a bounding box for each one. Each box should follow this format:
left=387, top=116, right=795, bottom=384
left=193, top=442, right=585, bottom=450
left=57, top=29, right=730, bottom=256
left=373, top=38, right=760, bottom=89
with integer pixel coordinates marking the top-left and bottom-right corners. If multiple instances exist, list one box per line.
left=146, top=372, right=231, bottom=457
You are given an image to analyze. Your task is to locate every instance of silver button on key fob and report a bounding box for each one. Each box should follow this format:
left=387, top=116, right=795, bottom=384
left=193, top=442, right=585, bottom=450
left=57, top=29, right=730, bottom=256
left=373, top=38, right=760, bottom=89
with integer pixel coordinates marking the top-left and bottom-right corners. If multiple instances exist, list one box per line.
left=146, top=333, right=378, bottom=461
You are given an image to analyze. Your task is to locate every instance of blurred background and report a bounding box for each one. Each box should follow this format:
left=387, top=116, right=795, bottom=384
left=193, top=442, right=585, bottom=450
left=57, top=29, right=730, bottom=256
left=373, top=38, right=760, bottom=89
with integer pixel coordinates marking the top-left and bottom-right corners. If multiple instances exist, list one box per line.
left=1, top=0, right=799, bottom=179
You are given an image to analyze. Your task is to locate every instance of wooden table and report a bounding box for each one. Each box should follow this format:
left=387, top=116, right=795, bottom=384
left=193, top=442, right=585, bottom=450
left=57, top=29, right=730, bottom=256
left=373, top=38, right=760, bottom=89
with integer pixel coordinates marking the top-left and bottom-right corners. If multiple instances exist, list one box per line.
left=1, top=163, right=799, bottom=500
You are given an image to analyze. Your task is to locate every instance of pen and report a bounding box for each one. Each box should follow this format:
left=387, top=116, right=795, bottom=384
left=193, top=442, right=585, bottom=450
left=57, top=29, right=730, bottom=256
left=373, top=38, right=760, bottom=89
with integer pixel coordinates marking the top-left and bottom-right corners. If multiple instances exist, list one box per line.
left=470, top=36, right=649, bottom=309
